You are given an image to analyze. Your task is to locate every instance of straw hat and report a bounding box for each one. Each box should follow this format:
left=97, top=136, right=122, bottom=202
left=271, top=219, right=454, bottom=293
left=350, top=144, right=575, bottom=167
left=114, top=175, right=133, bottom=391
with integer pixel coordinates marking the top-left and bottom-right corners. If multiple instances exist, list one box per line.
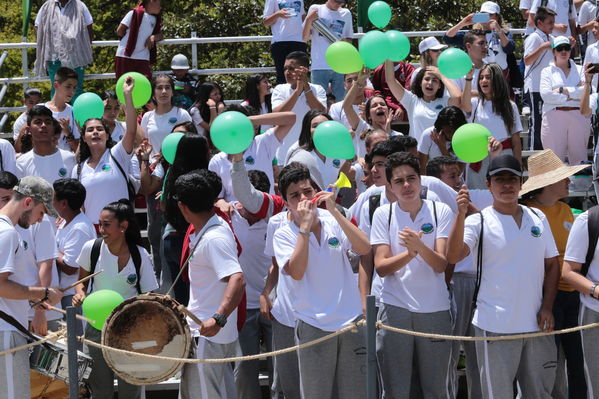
left=519, top=149, right=588, bottom=196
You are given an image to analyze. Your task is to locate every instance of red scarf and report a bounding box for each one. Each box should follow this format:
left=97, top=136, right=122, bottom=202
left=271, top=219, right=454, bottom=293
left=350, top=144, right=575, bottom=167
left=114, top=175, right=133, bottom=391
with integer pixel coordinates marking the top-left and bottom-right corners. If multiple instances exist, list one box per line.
left=124, top=3, right=162, bottom=63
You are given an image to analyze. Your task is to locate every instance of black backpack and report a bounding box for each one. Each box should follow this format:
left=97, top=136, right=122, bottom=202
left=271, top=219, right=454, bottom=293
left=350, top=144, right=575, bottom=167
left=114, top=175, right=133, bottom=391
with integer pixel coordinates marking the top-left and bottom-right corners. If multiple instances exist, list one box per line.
left=368, top=186, right=430, bottom=224
left=581, top=205, right=599, bottom=276
left=88, top=237, right=142, bottom=294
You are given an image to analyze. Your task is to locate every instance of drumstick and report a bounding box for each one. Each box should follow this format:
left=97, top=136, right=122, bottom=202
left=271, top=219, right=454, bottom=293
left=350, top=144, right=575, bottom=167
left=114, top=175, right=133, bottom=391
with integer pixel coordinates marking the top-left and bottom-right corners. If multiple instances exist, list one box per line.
left=60, top=270, right=104, bottom=292
left=177, top=305, right=204, bottom=327
left=47, top=306, right=93, bottom=323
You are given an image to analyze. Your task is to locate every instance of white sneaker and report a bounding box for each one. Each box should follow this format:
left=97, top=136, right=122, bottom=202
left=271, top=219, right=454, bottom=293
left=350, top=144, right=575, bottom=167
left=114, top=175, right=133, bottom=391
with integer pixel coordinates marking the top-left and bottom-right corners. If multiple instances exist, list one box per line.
left=522, top=106, right=530, bottom=116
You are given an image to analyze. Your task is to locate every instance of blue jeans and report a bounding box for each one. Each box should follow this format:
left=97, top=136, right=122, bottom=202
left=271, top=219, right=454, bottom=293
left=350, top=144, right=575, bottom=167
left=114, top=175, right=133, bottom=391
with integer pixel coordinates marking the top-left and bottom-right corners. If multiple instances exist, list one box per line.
left=311, top=69, right=345, bottom=103
left=47, top=60, right=85, bottom=101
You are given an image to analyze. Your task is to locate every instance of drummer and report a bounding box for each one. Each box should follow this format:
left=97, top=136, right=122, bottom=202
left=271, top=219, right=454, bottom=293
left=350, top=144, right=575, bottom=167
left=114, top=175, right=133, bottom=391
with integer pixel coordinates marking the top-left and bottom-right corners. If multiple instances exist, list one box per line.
left=72, top=199, right=158, bottom=399
left=0, top=173, right=63, bottom=399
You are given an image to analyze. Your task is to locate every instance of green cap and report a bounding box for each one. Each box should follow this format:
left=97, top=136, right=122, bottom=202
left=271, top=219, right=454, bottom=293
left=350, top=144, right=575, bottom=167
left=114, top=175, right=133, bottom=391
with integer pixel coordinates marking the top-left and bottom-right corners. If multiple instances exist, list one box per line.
left=14, top=176, right=58, bottom=218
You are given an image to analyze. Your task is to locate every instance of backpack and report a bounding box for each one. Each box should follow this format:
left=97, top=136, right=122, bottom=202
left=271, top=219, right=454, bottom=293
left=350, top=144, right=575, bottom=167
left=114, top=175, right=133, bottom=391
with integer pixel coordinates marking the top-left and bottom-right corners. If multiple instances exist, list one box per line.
left=88, top=237, right=142, bottom=295
left=582, top=205, right=599, bottom=276
left=368, top=187, right=430, bottom=224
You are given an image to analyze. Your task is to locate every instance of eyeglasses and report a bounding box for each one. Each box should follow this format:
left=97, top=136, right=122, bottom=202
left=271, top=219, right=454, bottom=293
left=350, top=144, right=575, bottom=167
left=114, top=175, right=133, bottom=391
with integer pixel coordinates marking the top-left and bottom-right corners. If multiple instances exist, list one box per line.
left=554, top=45, right=571, bottom=52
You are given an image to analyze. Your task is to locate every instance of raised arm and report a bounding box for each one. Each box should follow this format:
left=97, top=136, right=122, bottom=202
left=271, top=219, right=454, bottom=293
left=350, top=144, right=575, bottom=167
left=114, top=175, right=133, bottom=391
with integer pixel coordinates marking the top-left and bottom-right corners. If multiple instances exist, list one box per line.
left=446, top=185, right=472, bottom=264
left=343, top=68, right=369, bottom=130
left=446, top=14, right=474, bottom=38
left=581, top=64, right=595, bottom=117
left=122, top=77, right=137, bottom=154
left=302, top=8, right=318, bottom=42
left=460, top=68, right=475, bottom=114
left=249, top=111, right=296, bottom=142
left=384, top=60, right=406, bottom=102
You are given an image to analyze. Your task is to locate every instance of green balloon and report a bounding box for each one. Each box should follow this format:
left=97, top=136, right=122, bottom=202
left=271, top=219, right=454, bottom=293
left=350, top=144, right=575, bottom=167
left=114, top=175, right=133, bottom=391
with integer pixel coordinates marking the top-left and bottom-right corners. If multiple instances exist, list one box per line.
left=437, top=48, right=472, bottom=79
left=82, top=289, right=124, bottom=330
left=368, top=1, right=392, bottom=29
left=359, top=30, right=390, bottom=69
left=386, top=30, right=410, bottom=62
left=72, top=92, right=104, bottom=126
left=313, top=121, right=355, bottom=160
left=116, top=72, right=152, bottom=108
left=211, top=111, right=255, bottom=154
left=451, top=123, right=492, bottom=163
left=325, top=41, right=363, bottom=74
left=161, top=132, right=185, bottom=164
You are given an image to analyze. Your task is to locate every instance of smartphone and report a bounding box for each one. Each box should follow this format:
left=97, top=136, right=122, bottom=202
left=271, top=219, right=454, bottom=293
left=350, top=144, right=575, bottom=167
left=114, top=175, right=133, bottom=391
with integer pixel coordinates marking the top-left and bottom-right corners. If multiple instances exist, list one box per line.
left=472, top=13, right=490, bottom=23
left=589, top=63, right=599, bottom=74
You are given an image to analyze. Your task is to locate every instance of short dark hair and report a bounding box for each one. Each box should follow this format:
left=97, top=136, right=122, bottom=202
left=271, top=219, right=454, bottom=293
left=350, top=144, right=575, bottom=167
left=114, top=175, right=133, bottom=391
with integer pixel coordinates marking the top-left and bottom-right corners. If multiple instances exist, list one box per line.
left=410, top=68, right=445, bottom=99
left=285, top=51, right=310, bottom=68
left=27, top=104, right=54, bottom=126
left=0, top=171, right=18, bottom=190
left=464, top=29, right=486, bottom=46
left=248, top=170, right=271, bottom=194
left=53, top=178, right=86, bottom=210
left=370, top=139, right=407, bottom=159
left=426, top=156, right=460, bottom=178
left=535, top=7, right=557, bottom=24
left=174, top=170, right=221, bottom=213
left=279, top=163, right=312, bottom=201
left=434, top=106, right=467, bottom=132
left=390, top=135, right=417, bottom=150
left=385, top=152, right=420, bottom=183
left=54, top=67, right=78, bottom=84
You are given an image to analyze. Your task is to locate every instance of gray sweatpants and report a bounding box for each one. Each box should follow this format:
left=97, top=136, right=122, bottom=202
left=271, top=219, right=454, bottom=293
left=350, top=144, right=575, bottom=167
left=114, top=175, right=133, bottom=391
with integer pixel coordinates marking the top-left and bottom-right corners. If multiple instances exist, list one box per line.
left=179, top=336, right=239, bottom=399
left=271, top=318, right=300, bottom=399
left=295, top=318, right=366, bottom=399
left=580, top=304, right=599, bottom=397
left=234, top=308, right=273, bottom=399
left=0, top=331, right=29, bottom=399
left=474, top=326, right=556, bottom=399
left=448, top=273, right=482, bottom=399
left=376, top=303, right=452, bottom=399
left=85, top=325, right=142, bottom=399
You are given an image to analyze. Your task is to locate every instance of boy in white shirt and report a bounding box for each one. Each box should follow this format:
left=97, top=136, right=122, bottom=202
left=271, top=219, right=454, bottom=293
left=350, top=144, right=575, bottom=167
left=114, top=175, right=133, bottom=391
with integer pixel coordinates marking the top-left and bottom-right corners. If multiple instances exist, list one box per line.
left=175, top=170, right=246, bottom=399
left=273, top=164, right=370, bottom=399
left=42, top=67, right=80, bottom=152
left=447, top=154, right=560, bottom=398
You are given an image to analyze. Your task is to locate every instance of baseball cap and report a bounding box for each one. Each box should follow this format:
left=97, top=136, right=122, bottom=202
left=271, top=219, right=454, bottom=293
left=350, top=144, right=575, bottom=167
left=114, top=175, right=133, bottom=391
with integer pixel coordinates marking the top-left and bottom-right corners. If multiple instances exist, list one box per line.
left=14, top=176, right=58, bottom=218
left=418, top=37, right=448, bottom=54
left=480, top=1, right=500, bottom=14
left=487, top=154, right=522, bottom=177
left=552, top=36, right=570, bottom=48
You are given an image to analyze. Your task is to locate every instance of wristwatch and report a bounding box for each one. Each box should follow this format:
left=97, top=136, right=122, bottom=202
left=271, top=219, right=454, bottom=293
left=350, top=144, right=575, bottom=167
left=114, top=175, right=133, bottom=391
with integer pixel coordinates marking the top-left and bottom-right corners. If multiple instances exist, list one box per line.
left=559, top=86, right=564, bottom=94
left=212, top=313, right=227, bottom=328
left=590, top=283, right=599, bottom=299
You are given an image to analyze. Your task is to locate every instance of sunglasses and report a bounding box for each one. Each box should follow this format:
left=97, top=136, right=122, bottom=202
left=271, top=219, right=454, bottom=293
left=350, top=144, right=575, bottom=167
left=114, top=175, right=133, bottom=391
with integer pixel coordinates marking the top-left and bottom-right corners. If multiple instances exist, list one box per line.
left=554, top=44, right=571, bottom=52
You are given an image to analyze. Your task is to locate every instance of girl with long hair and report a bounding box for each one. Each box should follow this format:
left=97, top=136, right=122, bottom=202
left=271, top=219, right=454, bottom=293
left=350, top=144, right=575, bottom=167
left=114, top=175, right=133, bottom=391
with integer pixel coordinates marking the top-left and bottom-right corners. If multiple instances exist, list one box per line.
left=242, top=74, right=273, bottom=132
left=189, top=81, right=226, bottom=137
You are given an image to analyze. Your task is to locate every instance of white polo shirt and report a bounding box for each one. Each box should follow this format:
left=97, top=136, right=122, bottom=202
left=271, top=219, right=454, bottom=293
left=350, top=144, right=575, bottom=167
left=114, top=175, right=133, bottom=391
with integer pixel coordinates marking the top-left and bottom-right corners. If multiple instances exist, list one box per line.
left=464, top=206, right=558, bottom=333
left=306, top=3, right=353, bottom=70
left=329, top=101, right=370, bottom=159
left=0, top=139, right=17, bottom=175
left=141, top=107, right=192, bottom=156
left=16, top=149, right=76, bottom=184
left=400, top=90, right=450, bottom=144
left=56, top=212, right=97, bottom=295
left=530, top=0, right=577, bottom=36
left=273, top=214, right=361, bottom=331
left=468, top=98, right=523, bottom=142
left=370, top=200, right=454, bottom=312
left=41, top=101, right=80, bottom=152
left=564, top=210, right=599, bottom=313
left=524, top=29, right=554, bottom=93
left=263, top=0, right=306, bottom=43
left=186, top=215, right=242, bottom=344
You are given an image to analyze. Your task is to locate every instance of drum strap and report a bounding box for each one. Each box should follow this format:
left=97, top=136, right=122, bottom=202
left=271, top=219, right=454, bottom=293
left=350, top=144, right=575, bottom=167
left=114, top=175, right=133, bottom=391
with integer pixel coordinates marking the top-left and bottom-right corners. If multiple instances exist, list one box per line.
left=0, top=309, right=49, bottom=347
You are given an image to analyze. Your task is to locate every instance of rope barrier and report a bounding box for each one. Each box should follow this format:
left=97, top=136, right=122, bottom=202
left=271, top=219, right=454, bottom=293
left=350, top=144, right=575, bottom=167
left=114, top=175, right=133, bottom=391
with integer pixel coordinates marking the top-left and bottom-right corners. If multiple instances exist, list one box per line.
left=0, top=329, right=66, bottom=357
left=79, top=320, right=364, bottom=364
left=377, top=321, right=599, bottom=341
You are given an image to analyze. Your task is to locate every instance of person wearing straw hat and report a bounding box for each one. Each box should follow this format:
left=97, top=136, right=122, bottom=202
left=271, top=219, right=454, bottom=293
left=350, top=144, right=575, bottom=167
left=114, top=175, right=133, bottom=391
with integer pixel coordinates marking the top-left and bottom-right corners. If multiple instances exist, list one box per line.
left=447, top=154, right=560, bottom=399
left=520, top=149, right=588, bottom=399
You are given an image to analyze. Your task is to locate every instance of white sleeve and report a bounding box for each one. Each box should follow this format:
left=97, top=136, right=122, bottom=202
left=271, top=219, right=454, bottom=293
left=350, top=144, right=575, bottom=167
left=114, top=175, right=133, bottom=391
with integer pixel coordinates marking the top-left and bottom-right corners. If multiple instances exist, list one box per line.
left=369, top=205, right=391, bottom=246
left=313, top=84, right=328, bottom=107
left=358, top=200, right=372, bottom=237
left=510, top=102, right=523, bottom=134
left=0, top=228, right=19, bottom=275
left=81, top=2, right=93, bottom=25
left=578, top=3, right=591, bottom=25
left=399, top=90, right=417, bottom=114
left=519, top=0, right=532, bottom=10
left=434, top=203, right=454, bottom=239
left=141, top=112, right=150, bottom=139
left=271, top=85, right=287, bottom=109
left=0, top=140, right=17, bottom=175
left=524, top=34, right=541, bottom=57
left=120, top=10, right=133, bottom=27
left=32, top=218, right=57, bottom=262
left=424, top=176, right=458, bottom=213
left=590, top=93, right=598, bottom=114
left=178, top=108, right=192, bottom=123
left=564, top=212, right=590, bottom=263
left=263, top=0, right=277, bottom=18
left=463, top=213, right=482, bottom=254
left=342, top=11, right=354, bottom=39
left=565, top=66, right=585, bottom=100
left=138, top=247, right=159, bottom=292
left=540, top=216, right=559, bottom=258
left=529, top=0, right=540, bottom=14
left=62, top=227, right=96, bottom=267
left=76, top=239, right=95, bottom=272
left=540, top=67, right=566, bottom=104
left=112, top=141, right=133, bottom=175
left=417, top=130, right=433, bottom=154
left=208, top=158, right=226, bottom=198
left=273, top=227, right=297, bottom=271
left=204, top=236, right=243, bottom=280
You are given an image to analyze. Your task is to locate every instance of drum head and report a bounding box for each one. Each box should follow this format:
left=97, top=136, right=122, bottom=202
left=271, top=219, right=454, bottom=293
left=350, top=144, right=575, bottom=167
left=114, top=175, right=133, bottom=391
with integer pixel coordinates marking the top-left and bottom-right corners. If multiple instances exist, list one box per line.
left=101, top=293, right=191, bottom=385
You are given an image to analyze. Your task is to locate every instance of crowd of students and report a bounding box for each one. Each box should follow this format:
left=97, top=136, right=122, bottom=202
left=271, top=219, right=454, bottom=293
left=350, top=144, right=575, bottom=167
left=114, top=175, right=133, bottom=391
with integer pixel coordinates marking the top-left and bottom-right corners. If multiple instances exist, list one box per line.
left=2, top=0, right=599, bottom=398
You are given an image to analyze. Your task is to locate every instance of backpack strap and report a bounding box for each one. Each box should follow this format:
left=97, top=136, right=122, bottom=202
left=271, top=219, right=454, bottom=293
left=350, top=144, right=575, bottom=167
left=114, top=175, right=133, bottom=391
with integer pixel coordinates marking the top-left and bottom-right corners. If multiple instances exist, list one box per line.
left=368, top=193, right=382, bottom=224
left=88, top=237, right=103, bottom=293
left=388, top=202, right=393, bottom=227
left=582, top=205, right=599, bottom=276
left=128, top=242, right=143, bottom=295
left=109, top=149, right=136, bottom=203
left=432, top=200, right=438, bottom=227
left=470, top=211, right=485, bottom=322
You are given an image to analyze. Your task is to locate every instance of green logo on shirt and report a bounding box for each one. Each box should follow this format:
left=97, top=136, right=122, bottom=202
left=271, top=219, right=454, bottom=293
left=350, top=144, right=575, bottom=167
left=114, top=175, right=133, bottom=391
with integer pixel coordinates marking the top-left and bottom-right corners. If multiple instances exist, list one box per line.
left=245, top=156, right=255, bottom=165
left=22, top=240, right=28, bottom=250
left=332, top=159, right=341, bottom=168
left=531, top=226, right=541, bottom=237
left=126, top=273, right=137, bottom=285
left=421, top=223, right=434, bottom=234
left=101, top=164, right=111, bottom=172
left=168, top=117, right=178, bottom=124
left=58, top=168, right=67, bottom=177
left=328, top=237, right=340, bottom=247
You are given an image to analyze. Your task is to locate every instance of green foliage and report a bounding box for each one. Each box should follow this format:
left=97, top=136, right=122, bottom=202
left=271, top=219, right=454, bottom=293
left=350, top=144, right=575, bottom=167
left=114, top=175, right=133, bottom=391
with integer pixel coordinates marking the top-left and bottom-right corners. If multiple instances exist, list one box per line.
left=0, top=0, right=522, bottom=129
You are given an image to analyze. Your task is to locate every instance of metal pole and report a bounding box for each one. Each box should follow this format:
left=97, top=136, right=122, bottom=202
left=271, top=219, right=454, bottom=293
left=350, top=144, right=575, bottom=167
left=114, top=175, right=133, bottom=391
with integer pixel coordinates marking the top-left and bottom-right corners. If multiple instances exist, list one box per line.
left=21, top=37, right=29, bottom=90
left=66, top=306, right=79, bottom=399
left=191, top=32, right=198, bottom=70
left=366, top=295, right=377, bottom=399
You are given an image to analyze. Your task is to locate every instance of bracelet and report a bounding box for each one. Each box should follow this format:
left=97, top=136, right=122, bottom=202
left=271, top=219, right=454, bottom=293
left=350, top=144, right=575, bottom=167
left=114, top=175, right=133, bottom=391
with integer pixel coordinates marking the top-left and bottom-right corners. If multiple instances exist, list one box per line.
left=42, top=287, right=49, bottom=302
left=591, top=283, right=599, bottom=299
left=209, top=107, right=217, bottom=110
left=304, top=88, right=312, bottom=95
left=299, top=229, right=311, bottom=236
left=465, top=78, right=473, bottom=81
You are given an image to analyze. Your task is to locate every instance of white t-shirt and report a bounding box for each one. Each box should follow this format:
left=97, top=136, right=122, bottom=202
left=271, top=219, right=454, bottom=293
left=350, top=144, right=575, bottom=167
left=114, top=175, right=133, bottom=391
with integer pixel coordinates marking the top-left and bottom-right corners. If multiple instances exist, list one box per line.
left=530, top=0, right=577, bottom=35
left=186, top=215, right=242, bottom=344
left=208, top=128, right=280, bottom=201
left=189, top=107, right=207, bottom=138
left=417, top=126, right=451, bottom=159
left=306, top=4, right=354, bottom=70
left=77, top=239, right=158, bottom=300
left=524, top=29, right=554, bottom=93
left=540, top=60, right=586, bottom=113
left=583, top=41, right=599, bottom=89
left=0, top=216, right=36, bottom=332
left=42, top=102, right=80, bottom=152
left=110, top=121, right=127, bottom=142
left=263, top=0, right=306, bottom=43
left=370, top=200, right=454, bottom=312
left=328, top=101, right=370, bottom=158
left=141, top=107, right=192, bottom=156
left=484, top=31, right=509, bottom=70
left=115, top=10, right=157, bottom=61
left=463, top=206, right=559, bottom=333
left=453, top=69, right=481, bottom=94
left=273, top=215, right=361, bottom=331
left=71, top=141, right=132, bottom=222
left=469, top=98, right=523, bottom=142
left=400, top=89, right=449, bottom=143
left=578, top=1, right=599, bottom=47
left=271, top=83, right=327, bottom=164
left=16, top=149, right=76, bottom=184
left=564, top=210, right=599, bottom=312
left=588, top=93, right=599, bottom=154
left=0, top=139, right=17, bottom=175
left=56, top=212, right=97, bottom=296
left=35, top=0, right=93, bottom=26
left=241, top=101, right=273, bottom=133
left=231, top=208, right=270, bottom=309
left=12, top=112, right=27, bottom=141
